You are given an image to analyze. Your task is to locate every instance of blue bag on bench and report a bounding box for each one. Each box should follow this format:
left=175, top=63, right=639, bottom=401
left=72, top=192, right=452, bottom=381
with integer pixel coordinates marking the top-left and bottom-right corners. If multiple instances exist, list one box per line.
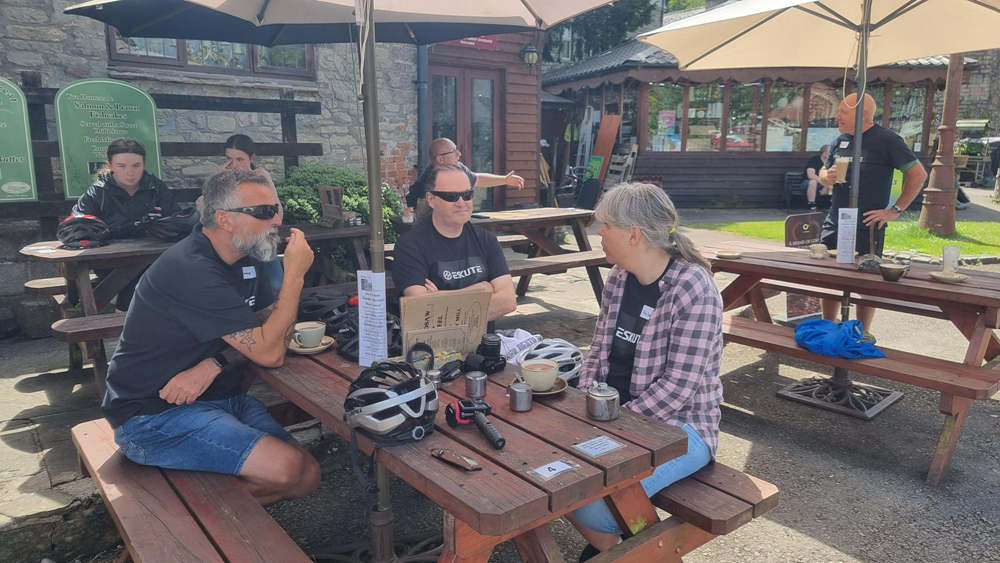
left=794, top=319, right=885, bottom=359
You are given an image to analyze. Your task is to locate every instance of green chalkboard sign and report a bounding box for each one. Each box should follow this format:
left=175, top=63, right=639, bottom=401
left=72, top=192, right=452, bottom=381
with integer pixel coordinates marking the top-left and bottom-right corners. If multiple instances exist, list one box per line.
left=0, top=77, right=37, bottom=202
left=55, top=79, right=160, bottom=199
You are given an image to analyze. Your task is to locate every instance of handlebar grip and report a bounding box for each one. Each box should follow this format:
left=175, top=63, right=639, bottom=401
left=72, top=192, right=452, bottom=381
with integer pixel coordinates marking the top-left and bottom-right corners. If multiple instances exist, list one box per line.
left=473, top=412, right=505, bottom=450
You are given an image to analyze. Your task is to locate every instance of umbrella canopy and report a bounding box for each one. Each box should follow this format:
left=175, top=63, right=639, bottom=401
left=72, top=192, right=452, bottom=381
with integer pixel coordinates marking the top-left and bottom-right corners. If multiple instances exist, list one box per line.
left=637, top=0, right=1000, bottom=71
left=66, top=0, right=610, bottom=45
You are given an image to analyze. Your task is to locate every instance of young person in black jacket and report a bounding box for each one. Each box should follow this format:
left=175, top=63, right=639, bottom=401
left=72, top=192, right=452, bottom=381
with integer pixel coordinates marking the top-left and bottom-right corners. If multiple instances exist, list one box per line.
left=73, top=138, right=178, bottom=239
left=72, top=138, right=179, bottom=310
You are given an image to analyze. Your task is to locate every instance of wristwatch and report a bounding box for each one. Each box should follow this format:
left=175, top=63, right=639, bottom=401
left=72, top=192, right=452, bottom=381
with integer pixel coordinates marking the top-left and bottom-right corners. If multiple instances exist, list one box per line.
left=211, top=353, right=229, bottom=370
left=890, top=204, right=903, bottom=214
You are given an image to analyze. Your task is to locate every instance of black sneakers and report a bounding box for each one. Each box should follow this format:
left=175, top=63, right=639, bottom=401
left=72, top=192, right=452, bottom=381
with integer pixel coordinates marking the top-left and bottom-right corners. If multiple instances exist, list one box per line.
left=579, top=544, right=601, bottom=562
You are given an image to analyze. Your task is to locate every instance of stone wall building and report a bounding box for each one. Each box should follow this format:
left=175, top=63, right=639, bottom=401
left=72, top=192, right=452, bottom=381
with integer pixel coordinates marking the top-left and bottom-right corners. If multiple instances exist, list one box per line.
left=0, top=0, right=542, bottom=335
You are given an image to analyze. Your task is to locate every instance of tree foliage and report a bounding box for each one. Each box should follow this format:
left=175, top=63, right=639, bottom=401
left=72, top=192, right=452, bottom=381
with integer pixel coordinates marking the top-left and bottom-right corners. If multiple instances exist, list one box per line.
left=544, top=0, right=655, bottom=61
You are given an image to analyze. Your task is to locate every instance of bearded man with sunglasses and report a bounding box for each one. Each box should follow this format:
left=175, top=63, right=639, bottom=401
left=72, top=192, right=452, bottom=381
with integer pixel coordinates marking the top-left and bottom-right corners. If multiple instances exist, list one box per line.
left=101, top=169, right=321, bottom=505
left=392, top=165, right=517, bottom=321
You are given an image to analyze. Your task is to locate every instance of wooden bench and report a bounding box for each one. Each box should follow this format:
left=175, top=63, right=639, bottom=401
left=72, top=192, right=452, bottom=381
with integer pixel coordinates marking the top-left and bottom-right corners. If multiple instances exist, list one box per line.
left=755, top=279, right=948, bottom=319
left=722, top=315, right=1000, bottom=484
left=593, top=461, right=779, bottom=561
left=72, top=418, right=310, bottom=563
left=51, top=312, right=126, bottom=397
left=25, top=275, right=91, bottom=296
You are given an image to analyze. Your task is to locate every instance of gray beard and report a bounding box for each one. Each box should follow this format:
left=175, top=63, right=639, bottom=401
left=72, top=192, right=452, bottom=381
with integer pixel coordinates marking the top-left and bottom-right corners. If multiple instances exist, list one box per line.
left=233, top=228, right=280, bottom=262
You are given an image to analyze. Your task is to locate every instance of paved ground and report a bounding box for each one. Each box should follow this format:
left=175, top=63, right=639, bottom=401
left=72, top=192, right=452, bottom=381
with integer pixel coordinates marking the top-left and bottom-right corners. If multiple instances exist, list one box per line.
left=2, top=188, right=999, bottom=562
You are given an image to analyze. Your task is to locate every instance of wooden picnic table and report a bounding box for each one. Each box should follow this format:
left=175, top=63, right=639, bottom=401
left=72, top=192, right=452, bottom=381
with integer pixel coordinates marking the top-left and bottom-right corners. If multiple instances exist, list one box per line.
left=19, top=224, right=371, bottom=387
left=248, top=352, right=695, bottom=562
left=702, top=239, right=1000, bottom=483
left=396, top=207, right=605, bottom=302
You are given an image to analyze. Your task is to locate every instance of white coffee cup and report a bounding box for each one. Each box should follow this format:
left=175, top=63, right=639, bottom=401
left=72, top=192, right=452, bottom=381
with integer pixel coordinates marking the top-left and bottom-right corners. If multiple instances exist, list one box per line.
left=293, top=321, right=326, bottom=348
left=520, top=358, right=559, bottom=392
left=809, top=243, right=828, bottom=259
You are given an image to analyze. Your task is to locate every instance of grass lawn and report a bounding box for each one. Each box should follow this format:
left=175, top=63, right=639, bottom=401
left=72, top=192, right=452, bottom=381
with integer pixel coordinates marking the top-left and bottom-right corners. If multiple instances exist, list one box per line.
left=688, top=219, right=1000, bottom=256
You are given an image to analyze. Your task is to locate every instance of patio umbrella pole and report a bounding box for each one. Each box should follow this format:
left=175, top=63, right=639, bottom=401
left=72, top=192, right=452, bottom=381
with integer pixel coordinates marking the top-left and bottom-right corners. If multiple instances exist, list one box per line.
left=777, top=1, right=902, bottom=419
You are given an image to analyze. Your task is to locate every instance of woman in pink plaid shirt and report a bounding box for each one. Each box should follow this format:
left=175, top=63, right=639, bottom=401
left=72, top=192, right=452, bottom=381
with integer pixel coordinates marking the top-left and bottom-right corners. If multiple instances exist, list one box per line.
left=569, top=183, right=724, bottom=561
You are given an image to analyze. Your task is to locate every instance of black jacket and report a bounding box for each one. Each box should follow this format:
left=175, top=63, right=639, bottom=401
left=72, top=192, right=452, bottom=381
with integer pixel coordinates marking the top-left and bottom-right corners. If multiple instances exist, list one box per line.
left=72, top=172, right=179, bottom=239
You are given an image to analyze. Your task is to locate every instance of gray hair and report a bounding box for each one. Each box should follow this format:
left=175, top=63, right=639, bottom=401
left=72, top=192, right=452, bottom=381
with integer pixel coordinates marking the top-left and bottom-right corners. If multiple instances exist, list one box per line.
left=200, top=169, right=270, bottom=227
left=595, top=183, right=711, bottom=270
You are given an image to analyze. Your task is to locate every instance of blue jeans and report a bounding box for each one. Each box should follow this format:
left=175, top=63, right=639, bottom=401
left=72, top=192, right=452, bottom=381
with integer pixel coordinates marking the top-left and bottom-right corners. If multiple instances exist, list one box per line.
left=113, top=395, right=293, bottom=476
left=572, top=424, right=711, bottom=534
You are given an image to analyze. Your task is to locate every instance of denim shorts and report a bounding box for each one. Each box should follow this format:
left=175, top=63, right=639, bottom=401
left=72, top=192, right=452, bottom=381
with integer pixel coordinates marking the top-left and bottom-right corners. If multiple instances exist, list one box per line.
left=113, top=395, right=294, bottom=476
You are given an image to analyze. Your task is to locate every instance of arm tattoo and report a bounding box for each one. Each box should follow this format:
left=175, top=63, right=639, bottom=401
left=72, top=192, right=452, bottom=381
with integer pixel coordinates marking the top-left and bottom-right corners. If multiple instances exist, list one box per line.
left=231, top=328, right=257, bottom=351
left=256, top=304, right=276, bottom=323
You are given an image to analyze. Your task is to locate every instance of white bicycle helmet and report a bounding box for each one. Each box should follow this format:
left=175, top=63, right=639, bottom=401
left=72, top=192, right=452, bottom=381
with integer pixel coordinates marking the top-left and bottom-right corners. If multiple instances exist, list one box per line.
left=344, top=361, right=438, bottom=444
left=519, top=338, right=583, bottom=381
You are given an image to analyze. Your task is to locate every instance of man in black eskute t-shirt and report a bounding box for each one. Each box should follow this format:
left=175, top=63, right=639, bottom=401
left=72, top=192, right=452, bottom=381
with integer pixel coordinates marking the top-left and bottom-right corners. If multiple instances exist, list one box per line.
left=392, top=165, right=517, bottom=321
left=102, top=169, right=320, bottom=505
left=816, top=92, right=927, bottom=331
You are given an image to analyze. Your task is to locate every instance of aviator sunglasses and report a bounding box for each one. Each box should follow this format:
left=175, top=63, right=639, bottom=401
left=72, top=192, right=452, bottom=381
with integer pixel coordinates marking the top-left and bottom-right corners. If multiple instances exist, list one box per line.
left=225, top=203, right=281, bottom=220
left=428, top=190, right=474, bottom=202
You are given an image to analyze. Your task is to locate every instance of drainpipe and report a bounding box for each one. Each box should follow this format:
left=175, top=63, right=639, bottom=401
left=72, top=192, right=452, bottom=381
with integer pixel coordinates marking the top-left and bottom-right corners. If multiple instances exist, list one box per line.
left=416, top=45, right=429, bottom=170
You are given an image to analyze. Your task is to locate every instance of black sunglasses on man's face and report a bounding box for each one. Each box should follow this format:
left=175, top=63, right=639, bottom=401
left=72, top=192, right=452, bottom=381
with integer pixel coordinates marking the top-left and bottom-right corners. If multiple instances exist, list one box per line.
left=225, top=204, right=281, bottom=220
left=428, top=190, right=474, bottom=203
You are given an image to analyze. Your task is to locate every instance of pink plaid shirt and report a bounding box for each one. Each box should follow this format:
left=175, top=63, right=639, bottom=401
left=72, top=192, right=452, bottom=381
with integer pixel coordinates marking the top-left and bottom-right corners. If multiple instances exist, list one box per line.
left=577, top=260, right=724, bottom=454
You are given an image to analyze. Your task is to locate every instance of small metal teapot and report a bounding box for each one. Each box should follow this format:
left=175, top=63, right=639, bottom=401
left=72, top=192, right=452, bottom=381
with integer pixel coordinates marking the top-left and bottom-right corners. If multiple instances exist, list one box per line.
left=586, top=382, right=620, bottom=421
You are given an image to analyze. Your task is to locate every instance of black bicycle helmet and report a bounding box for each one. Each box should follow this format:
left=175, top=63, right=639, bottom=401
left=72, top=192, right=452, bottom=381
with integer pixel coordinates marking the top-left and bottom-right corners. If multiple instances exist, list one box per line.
left=57, top=215, right=111, bottom=249
left=344, top=361, right=438, bottom=445
left=298, top=288, right=351, bottom=326
left=138, top=205, right=200, bottom=242
left=335, top=312, right=403, bottom=362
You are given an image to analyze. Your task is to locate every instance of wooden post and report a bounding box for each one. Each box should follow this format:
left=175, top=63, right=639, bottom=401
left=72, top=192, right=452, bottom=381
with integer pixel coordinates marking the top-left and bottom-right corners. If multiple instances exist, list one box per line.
left=680, top=85, right=690, bottom=152
left=279, top=89, right=299, bottom=174
left=760, top=82, right=772, bottom=152
left=719, top=83, right=730, bottom=153
left=882, top=81, right=893, bottom=128
left=637, top=82, right=650, bottom=153
left=800, top=83, right=811, bottom=151
left=920, top=80, right=936, bottom=156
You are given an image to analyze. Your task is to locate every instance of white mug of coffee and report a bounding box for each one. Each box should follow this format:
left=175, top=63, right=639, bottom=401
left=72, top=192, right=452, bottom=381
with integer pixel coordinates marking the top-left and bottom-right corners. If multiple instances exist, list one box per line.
left=520, top=358, right=559, bottom=392
left=293, top=321, right=326, bottom=348
left=809, top=243, right=828, bottom=259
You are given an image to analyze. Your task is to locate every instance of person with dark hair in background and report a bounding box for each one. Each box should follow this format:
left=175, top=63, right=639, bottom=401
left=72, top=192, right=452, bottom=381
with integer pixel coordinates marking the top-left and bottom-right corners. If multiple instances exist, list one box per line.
left=803, top=145, right=832, bottom=210
left=219, top=134, right=284, bottom=293
left=568, top=183, right=723, bottom=561
left=73, top=138, right=179, bottom=310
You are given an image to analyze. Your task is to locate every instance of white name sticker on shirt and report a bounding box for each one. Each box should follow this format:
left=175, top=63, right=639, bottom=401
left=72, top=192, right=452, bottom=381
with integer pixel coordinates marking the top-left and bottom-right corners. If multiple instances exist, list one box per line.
left=640, top=305, right=655, bottom=320
left=242, top=266, right=257, bottom=280
left=572, top=436, right=625, bottom=458
left=530, top=460, right=574, bottom=481
left=839, top=141, right=850, bottom=148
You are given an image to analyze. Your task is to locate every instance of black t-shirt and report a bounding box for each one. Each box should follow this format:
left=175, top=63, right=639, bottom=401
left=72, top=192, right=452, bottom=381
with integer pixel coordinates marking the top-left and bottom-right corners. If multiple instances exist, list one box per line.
left=823, top=124, right=918, bottom=213
left=802, top=155, right=824, bottom=179
left=405, top=162, right=478, bottom=207
left=605, top=262, right=669, bottom=402
left=391, top=219, right=509, bottom=292
left=101, top=227, right=274, bottom=427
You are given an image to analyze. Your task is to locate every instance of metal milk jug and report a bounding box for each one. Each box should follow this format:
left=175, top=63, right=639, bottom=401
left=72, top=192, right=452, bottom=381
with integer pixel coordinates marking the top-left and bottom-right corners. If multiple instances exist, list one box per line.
left=586, top=382, right=620, bottom=421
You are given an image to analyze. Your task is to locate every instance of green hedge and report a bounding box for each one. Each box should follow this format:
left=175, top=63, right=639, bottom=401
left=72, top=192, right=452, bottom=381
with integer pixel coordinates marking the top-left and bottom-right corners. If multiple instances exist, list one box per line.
left=274, top=163, right=403, bottom=243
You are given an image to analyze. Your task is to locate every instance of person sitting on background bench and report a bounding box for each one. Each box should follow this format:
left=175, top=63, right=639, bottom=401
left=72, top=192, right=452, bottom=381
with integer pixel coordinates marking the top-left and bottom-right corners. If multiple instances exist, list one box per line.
left=803, top=145, right=831, bottom=210
left=220, top=133, right=284, bottom=294
left=568, top=183, right=723, bottom=561
left=405, top=137, right=525, bottom=218
left=391, top=165, right=516, bottom=322
left=102, top=169, right=320, bottom=505
left=73, top=138, right=179, bottom=310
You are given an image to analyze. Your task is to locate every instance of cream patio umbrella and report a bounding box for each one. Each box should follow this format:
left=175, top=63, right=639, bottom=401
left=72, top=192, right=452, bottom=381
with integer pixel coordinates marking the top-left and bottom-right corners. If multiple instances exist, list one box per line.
left=637, top=0, right=1000, bottom=234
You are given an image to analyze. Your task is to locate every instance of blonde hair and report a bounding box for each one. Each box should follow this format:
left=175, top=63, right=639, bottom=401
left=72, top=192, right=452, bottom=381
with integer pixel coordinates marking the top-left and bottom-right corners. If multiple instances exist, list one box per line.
left=595, top=183, right=711, bottom=270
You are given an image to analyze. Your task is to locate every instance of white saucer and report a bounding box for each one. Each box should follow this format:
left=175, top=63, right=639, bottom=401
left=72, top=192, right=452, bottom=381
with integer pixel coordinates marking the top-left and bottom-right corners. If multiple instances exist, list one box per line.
left=928, top=271, right=967, bottom=284
left=716, top=250, right=742, bottom=260
left=531, top=377, right=569, bottom=397
left=288, top=335, right=335, bottom=355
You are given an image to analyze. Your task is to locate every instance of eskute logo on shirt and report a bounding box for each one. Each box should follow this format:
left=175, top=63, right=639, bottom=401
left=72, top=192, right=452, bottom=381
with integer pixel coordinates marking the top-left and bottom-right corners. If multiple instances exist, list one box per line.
left=436, top=257, right=487, bottom=287
left=615, top=326, right=641, bottom=344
